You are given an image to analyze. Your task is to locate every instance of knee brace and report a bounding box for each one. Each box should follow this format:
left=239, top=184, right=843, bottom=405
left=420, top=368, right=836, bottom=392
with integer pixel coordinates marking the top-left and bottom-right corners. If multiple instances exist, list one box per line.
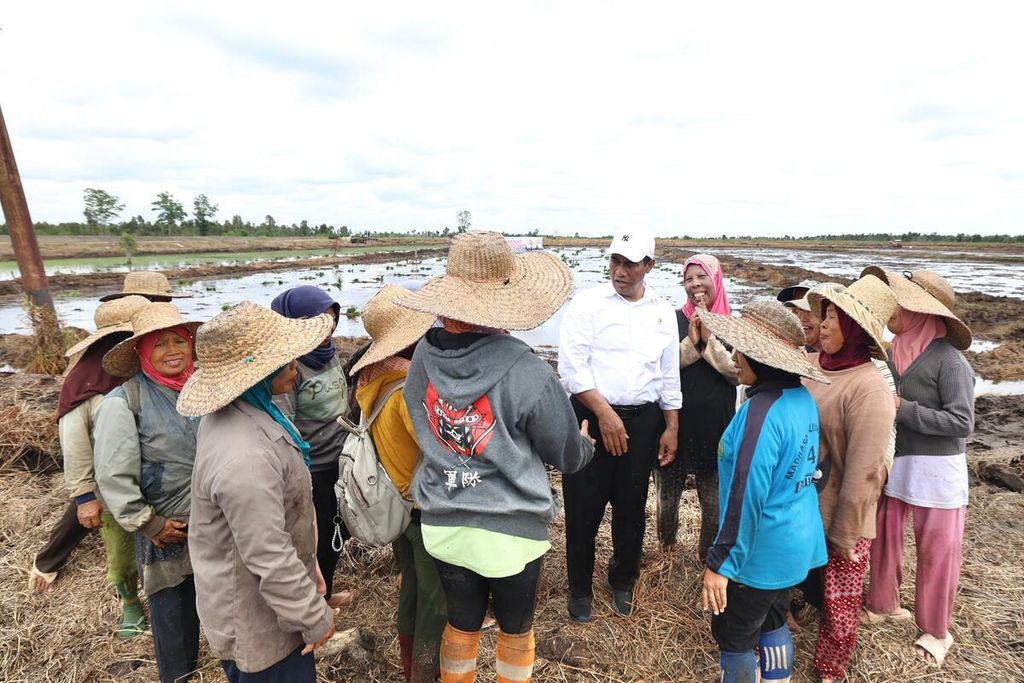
left=719, top=649, right=758, bottom=683
left=758, top=623, right=794, bottom=681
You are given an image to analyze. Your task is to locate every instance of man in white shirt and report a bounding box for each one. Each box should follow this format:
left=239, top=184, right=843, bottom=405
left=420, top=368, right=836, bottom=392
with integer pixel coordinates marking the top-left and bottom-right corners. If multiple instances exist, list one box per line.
left=558, top=226, right=682, bottom=621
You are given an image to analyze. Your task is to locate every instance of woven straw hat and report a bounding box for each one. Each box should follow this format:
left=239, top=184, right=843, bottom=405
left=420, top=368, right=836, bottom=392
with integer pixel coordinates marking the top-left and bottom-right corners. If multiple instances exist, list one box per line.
left=697, top=301, right=830, bottom=384
left=860, top=266, right=972, bottom=350
left=102, top=303, right=202, bottom=377
left=177, top=302, right=335, bottom=416
left=807, top=275, right=897, bottom=361
left=393, top=231, right=573, bottom=330
left=100, top=271, right=191, bottom=301
left=65, top=295, right=151, bottom=358
left=350, top=285, right=436, bottom=375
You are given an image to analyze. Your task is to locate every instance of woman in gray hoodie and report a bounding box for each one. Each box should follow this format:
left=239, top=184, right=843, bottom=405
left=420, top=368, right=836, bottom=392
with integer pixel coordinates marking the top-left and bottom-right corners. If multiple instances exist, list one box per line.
left=394, top=231, right=595, bottom=683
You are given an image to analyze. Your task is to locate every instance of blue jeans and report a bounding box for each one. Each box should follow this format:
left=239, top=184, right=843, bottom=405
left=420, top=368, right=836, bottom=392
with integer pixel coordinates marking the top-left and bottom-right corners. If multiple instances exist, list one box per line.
left=147, top=576, right=200, bottom=683
left=221, top=646, right=316, bottom=682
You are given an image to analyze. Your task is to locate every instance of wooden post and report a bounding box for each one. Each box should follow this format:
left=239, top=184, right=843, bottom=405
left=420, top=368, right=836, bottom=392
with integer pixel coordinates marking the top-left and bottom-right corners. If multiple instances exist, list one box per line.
left=0, top=104, right=55, bottom=311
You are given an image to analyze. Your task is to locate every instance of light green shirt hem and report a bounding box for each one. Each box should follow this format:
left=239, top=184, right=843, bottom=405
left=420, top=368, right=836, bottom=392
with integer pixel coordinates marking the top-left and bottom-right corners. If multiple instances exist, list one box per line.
left=421, top=524, right=550, bottom=578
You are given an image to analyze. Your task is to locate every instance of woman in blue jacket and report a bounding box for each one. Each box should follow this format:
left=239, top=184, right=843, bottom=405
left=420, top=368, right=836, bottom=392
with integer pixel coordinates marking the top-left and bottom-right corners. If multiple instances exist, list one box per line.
left=697, top=300, right=830, bottom=683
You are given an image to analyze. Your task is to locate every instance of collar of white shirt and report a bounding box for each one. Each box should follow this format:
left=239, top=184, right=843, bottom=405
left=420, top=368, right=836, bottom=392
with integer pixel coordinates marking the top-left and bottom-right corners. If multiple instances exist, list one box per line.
left=600, top=280, right=660, bottom=305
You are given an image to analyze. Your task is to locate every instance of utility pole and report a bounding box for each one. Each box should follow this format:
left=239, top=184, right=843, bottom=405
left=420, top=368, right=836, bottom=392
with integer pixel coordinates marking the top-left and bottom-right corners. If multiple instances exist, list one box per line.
left=0, top=103, right=55, bottom=311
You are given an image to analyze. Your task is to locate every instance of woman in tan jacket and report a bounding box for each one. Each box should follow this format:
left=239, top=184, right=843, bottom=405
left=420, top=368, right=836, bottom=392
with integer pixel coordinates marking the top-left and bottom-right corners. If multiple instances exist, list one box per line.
left=803, top=275, right=898, bottom=683
left=178, top=302, right=338, bottom=682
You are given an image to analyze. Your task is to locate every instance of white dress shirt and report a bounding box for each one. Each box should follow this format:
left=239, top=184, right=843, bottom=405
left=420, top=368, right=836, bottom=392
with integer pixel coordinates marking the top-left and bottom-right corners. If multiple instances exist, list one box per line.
left=558, top=282, right=682, bottom=410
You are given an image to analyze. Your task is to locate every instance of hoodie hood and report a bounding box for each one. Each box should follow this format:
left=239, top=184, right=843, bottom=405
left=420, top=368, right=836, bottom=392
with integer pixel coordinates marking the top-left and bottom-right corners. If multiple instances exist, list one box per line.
left=417, top=332, right=533, bottom=408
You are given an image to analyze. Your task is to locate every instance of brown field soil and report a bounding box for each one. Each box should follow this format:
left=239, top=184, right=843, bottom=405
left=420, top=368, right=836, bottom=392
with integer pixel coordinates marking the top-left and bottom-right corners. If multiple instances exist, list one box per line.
left=0, top=235, right=445, bottom=260
left=1, top=343, right=1022, bottom=681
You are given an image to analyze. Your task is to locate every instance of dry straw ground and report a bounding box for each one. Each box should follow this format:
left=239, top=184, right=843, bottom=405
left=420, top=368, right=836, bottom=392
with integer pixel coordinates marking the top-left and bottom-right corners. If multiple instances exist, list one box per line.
left=1, top=466, right=1022, bottom=682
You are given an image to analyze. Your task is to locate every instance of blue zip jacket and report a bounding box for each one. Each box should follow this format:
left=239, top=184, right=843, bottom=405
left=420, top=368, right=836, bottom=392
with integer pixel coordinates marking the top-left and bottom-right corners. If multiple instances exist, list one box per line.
left=707, top=381, right=827, bottom=590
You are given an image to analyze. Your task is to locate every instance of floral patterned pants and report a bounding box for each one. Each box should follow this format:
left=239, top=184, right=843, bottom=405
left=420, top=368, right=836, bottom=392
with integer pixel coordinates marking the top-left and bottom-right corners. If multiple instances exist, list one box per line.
left=814, top=537, right=872, bottom=679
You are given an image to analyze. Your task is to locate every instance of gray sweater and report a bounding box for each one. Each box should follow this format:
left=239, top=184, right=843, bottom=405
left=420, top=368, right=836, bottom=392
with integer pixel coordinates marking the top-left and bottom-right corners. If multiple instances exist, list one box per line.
left=406, top=332, right=594, bottom=541
left=892, top=339, right=975, bottom=457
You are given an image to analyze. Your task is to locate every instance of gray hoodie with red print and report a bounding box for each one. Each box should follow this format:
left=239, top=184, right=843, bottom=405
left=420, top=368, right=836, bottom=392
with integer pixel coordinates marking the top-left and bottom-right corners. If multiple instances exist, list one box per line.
left=406, top=331, right=594, bottom=541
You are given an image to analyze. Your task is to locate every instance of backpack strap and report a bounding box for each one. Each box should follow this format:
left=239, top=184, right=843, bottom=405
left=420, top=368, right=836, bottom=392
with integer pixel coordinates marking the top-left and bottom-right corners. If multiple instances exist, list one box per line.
left=122, top=376, right=141, bottom=417
left=337, top=378, right=406, bottom=435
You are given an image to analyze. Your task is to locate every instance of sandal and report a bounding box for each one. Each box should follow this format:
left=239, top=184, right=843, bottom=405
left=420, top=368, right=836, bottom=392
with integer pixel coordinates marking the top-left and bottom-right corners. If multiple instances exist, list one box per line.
left=914, top=633, right=954, bottom=668
left=860, top=606, right=911, bottom=624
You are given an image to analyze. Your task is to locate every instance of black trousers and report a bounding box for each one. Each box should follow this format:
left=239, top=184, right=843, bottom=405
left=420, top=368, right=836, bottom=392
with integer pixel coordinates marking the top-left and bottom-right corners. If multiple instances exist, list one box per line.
left=34, top=500, right=90, bottom=574
left=310, top=467, right=349, bottom=599
left=711, top=583, right=791, bottom=652
left=435, top=556, right=543, bottom=634
left=148, top=575, right=201, bottom=683
left=563, top=399, right=663, bottom=598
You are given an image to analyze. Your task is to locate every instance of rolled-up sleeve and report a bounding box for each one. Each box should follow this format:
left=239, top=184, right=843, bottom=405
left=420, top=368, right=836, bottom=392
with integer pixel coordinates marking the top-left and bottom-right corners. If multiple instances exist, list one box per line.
left=557, top=296, right=596, bottom=396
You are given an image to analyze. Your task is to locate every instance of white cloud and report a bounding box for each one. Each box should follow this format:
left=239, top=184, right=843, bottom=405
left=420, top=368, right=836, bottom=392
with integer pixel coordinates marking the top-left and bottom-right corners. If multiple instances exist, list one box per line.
left=2, top=1, right=1022, bottom=236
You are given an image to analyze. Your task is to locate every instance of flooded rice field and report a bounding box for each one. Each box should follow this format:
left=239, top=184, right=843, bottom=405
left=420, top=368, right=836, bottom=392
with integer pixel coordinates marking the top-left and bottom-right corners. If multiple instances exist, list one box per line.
left=2, top=244, right=1021, bottom=394
left=697, top=246, right=1024, bottom=299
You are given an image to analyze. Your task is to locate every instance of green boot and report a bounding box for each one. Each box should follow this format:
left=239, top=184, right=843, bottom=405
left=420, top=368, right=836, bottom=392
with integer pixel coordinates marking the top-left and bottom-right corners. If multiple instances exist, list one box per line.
left=114, top=578, right=147, bottom=639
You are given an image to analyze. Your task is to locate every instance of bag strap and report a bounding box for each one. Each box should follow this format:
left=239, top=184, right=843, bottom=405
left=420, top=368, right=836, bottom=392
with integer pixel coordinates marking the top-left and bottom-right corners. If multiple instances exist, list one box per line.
left=337, top=378, right=406, bottom=435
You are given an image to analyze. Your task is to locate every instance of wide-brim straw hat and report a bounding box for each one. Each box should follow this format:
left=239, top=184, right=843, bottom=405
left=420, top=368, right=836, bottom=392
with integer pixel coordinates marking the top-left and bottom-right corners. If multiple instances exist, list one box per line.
left=350, top=284, right=436, bottom=375
left=102, top=303, right=202, bottom=377
left=393, top=231, right=573, bottom=331
left=860, top=266, right=972, bottom=350
left=807, top=275, right=897, bottom=361
left=697, top=301, right=830, bottom=384
left=65, top=295, right=152, bottom=357
left=100, top=271, right=192, bottom=301
left=177, top=302, right=335, bottom=416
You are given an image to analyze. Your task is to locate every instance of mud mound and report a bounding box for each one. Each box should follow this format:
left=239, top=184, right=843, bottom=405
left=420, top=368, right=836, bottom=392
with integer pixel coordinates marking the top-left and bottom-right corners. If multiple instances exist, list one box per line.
left=965, top=341, right=1024, bottom=382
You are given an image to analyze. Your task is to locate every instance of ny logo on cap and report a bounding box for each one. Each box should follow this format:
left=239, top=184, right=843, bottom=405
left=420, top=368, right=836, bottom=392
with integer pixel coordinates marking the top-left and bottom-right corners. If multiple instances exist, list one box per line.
left=622, top=235, right=630, bottom=241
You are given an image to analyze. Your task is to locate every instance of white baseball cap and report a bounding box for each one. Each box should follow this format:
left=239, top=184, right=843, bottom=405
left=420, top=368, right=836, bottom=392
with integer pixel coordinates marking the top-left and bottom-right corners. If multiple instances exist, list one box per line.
left=608, top=226, right=656, bottom=263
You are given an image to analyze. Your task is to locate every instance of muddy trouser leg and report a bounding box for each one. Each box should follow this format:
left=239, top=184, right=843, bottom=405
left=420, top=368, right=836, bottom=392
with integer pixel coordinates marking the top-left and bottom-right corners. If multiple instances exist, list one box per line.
left=34, top=500, right=90, bottom=574
left=407, top=519, right=447, bottom=682
left=695, top=469, right=720, bottom=562
left=654, top=455, right=687, bottom=547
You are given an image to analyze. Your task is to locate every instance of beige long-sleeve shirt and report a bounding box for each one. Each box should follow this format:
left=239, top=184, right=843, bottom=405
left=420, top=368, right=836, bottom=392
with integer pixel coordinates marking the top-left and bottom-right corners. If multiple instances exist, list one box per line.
left=61, top=394, right=105, bottom=500
left=804, top=360, right=897, bottom=550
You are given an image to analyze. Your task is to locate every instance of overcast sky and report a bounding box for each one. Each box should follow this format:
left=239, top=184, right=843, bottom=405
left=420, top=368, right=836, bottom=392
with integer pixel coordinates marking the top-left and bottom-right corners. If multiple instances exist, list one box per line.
left=2, top=2, right=1022, bottom=237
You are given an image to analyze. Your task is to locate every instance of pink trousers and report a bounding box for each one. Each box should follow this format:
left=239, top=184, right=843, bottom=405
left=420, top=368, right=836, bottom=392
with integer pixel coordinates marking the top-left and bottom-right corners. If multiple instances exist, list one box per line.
left=866, top=494, right=966, bottom=639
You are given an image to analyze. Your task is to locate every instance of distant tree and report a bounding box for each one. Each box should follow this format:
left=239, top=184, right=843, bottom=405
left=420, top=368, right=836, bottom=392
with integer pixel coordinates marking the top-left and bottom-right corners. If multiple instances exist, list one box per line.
left=83, top=188, right=125, bottom=234
left=192, top=194, right=219, bottom=236
left=118, top=232, right=138, bottom=266
left=151, top=191, right=186, bottom=235
left=262, top=215, right=277, bottom=232
left=338, top=224, right=350, bottom=237
left=456, top=210, right=471, bottom=233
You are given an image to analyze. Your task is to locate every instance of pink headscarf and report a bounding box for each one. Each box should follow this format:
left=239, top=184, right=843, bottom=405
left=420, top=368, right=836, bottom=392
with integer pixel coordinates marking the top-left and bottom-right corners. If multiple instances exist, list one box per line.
left=891, top=309, right=946, bottom=376
left=135, top=326, right=195, bottom=392
left=681, top=254, right=732, bottom=320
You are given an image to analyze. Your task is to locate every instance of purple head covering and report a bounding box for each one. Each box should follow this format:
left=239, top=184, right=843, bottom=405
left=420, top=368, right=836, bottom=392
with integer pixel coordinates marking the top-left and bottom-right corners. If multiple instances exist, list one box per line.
left=270, top=286, right=340, bottom=370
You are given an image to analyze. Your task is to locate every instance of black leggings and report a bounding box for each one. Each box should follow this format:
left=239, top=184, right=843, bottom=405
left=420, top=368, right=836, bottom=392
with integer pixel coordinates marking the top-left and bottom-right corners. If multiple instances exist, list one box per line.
left=434, top=556, right=543, bottom=634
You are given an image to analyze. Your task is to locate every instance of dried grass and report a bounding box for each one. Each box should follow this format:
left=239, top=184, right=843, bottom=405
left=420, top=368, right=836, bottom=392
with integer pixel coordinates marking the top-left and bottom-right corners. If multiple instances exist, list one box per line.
left=1, top=467, right=1022, bottom=682
left=21, top=301, right=68, bottom=376
left=0, top=374, right=61, bottom=473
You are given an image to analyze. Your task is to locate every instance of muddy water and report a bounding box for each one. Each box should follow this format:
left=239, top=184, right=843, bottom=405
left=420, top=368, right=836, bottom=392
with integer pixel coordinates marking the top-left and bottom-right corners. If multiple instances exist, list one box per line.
left=696, top=247, right=1024, bottom=299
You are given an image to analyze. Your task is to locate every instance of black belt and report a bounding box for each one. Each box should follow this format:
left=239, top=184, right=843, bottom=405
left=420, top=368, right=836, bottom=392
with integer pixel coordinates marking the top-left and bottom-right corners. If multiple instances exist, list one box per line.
left=610, top=402, right=657, bottom=416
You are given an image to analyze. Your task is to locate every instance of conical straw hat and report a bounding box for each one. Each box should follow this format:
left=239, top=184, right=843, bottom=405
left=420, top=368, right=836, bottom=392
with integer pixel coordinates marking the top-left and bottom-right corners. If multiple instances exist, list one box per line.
left=860, top=266, right=972, bottom=350
left=100, top=271, right=191, bottom=301
left=102, top=303, right=202, bottom=377
left=65, top=295, right=151, bottom=357
left=698, top=301, right=830, bottom=384
left=393, top=231, right=573, bottom=331
left=177, top=302, right=336, bottom=417
left=806, top=275, right=897, bottom=361
left=350, top=285, right=436, bottom=375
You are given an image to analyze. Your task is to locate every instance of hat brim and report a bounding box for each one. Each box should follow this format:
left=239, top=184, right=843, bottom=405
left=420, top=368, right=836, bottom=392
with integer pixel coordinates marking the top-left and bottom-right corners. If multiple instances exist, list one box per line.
left=860, top=267, right=972, bottom=350
left=177, top=313, right=336, bottom=417
left=350, top=311, right=436, bottom=376
left=103, top=321, right=202, bottom=377
left=783, top=296, right=812, bottom=312
left=697, top=310, right=830, bottom=384
left=99, top=291, right=192, bottom=302
left=807, top=284, right=889, bottom=361
left=393, top=251, right=573, bottom=331
left=64, top=323, right=135, bottom=357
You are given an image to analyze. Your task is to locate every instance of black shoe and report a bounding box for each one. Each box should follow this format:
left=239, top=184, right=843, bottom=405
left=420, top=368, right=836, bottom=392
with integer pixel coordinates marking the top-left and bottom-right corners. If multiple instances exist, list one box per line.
left=603, top=578, right=633, bottom=617
left=567, top=596, right=593, bottom=623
